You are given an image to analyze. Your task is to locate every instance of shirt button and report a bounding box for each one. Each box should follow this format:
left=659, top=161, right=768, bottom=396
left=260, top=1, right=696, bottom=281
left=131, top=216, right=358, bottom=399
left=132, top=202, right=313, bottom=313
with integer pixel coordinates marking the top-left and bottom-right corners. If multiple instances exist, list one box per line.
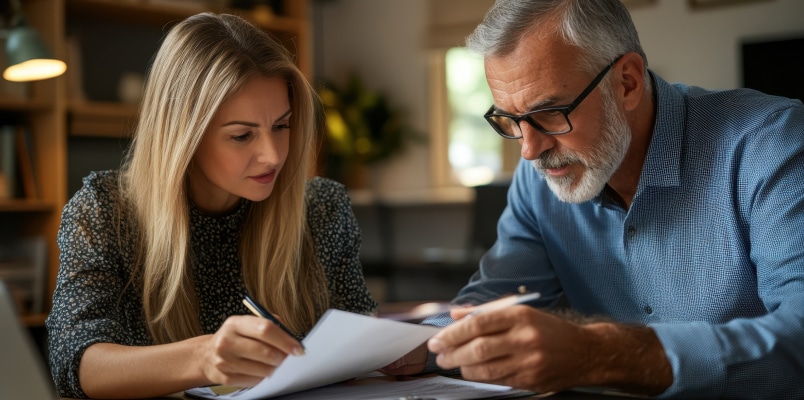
left=627, top=226, right=636, bottom=237
left=644, top=305, right=653, bottom=314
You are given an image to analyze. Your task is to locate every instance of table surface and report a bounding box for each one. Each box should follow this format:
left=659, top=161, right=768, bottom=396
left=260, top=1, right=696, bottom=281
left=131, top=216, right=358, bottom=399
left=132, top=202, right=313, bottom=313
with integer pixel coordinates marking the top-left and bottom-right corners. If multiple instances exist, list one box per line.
left=63, top=377, right=647, bottom=400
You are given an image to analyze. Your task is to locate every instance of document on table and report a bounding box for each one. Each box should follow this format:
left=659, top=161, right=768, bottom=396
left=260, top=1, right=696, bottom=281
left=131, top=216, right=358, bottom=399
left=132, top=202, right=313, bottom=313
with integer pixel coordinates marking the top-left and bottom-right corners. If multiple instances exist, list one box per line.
left=267, top=374, right=539, bottom=400
left=185, top=309, right=442, bottom=400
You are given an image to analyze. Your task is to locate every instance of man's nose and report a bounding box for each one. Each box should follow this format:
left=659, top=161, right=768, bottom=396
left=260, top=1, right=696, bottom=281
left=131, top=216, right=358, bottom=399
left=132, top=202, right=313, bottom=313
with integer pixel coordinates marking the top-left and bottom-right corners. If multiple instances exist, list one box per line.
left=518, top=122, right=556, bottom=160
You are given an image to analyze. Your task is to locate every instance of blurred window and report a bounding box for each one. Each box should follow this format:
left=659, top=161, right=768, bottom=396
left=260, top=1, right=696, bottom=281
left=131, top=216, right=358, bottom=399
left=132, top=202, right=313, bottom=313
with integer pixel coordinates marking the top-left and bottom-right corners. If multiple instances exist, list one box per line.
left=445, top=47, right=499, bottom=186
left=431, top=47, right=517, bottom=187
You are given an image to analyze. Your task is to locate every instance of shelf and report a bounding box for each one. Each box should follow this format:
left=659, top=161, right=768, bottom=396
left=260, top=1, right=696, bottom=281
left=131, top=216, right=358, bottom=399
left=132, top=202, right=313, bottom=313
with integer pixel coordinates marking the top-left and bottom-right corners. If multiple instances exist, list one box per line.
left=0, top=97, right=51, bottom=112
left=68, top=101, right=139, bottom=138
left=20, top=312, right=47, bottom=327
left=67, top=0, right=304, bottom=33
left=349, top=186, right=474, bottom=207
left=68, top=100, right=139, bottom=118
left=0, top=199, right=58, bottom=213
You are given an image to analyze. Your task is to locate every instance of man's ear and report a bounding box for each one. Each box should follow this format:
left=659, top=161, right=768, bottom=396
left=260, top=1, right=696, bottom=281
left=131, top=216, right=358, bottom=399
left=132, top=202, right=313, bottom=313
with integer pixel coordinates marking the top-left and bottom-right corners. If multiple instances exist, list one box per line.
left=616, top=52, right=646, bottom=112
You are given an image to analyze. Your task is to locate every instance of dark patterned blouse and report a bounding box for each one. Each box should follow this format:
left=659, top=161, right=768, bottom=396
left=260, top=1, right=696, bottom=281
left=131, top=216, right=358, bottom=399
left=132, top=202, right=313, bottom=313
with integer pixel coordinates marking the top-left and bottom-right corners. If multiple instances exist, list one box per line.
left=46, top=170, right=377, bottom=398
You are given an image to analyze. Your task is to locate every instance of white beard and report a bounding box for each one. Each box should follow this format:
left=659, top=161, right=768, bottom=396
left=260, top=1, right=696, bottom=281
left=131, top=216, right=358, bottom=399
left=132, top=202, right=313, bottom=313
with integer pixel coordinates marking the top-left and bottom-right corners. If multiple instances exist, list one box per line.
left=531, top=85, right=631, bottom=203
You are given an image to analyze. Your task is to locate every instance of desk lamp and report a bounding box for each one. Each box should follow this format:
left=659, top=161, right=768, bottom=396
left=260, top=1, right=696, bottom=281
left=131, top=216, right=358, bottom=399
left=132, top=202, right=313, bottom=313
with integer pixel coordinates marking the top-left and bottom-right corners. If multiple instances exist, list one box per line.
left=1, top=0, right=66, bottom=82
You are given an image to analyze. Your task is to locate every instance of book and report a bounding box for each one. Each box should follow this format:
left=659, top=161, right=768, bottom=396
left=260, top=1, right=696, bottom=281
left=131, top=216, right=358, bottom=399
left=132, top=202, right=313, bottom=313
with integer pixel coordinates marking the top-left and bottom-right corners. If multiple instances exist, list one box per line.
left=0, top=236, right=47, bottom=315
left=0, top=125, right=16, bottom=199
left=15, top=126, right=38, bottom=200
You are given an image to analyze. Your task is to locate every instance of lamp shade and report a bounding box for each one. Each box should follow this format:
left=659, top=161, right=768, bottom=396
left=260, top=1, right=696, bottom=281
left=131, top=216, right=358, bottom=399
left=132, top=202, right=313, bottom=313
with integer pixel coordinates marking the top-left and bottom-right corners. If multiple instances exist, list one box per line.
left=3, top=24, right=66, bottom=82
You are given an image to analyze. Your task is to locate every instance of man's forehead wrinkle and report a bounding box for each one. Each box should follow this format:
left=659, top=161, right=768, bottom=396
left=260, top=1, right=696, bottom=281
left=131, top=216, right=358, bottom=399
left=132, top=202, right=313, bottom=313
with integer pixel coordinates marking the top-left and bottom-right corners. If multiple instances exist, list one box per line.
left=487, top=59, right=569, bottom=114
left=490, top=80, right=545, bottom=113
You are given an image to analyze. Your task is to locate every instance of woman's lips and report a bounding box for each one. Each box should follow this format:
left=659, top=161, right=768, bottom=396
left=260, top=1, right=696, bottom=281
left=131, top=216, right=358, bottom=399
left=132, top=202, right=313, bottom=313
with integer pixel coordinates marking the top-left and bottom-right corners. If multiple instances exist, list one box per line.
left=250, top=170, right=276, bottom=184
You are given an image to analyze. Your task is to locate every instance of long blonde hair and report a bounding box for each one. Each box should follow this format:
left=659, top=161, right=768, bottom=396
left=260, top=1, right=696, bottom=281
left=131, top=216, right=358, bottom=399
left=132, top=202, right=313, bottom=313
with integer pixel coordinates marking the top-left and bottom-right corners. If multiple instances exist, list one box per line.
left=120, top=12, right=329, bottom=344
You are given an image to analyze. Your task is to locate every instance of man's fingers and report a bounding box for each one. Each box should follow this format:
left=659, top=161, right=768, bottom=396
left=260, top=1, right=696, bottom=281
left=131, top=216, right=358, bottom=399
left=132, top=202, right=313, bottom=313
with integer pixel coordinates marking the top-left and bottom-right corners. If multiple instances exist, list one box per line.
left=430, top=306, right=523, bottom=352
left=433, top=330, right=514, bottom=369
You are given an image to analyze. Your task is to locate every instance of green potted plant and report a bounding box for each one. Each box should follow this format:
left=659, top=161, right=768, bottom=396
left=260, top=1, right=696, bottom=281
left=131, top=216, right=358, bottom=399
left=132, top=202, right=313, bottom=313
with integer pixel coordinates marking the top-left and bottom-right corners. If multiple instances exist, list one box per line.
left=318, top=73, right=424, bottom=188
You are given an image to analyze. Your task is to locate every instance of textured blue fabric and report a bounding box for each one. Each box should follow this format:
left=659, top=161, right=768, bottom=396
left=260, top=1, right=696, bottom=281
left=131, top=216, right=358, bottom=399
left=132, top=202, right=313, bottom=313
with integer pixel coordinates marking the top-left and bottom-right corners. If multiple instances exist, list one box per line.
left=431, top=73, right=804, bottom=399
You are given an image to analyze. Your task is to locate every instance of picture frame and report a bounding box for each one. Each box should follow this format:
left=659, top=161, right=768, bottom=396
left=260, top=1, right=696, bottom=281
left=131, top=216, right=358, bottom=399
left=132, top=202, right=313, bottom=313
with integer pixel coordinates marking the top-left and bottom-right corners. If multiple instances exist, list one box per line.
left=621, top=0, right=657, bottom=7
left=689, top=0, right=772, bottom=8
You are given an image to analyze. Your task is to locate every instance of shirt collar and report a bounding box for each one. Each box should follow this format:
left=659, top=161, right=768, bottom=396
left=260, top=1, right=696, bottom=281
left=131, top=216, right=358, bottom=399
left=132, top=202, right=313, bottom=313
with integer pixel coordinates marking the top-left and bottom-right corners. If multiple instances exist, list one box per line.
left=638, top=72, right=686, bottom=188
left=592, top=71, right=686, bottom=207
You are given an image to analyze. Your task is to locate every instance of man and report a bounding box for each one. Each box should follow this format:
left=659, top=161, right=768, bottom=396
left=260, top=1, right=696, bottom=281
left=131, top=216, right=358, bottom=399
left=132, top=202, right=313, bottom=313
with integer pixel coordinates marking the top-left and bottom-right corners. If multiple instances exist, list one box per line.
left=383, top=0, right=804, bottom=398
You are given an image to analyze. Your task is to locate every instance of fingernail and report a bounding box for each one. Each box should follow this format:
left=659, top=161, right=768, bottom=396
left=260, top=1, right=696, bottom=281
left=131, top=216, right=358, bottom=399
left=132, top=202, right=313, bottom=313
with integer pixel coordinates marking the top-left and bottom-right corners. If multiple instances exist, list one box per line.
left=428, top=337, right=443, bottom=352
left=293, top=347, right=305, bottom=356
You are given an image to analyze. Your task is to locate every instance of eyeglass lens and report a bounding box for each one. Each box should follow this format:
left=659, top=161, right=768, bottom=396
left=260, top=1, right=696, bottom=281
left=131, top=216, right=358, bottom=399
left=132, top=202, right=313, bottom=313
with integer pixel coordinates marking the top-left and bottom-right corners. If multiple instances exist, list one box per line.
left=488, top=110, right=570, bottom=138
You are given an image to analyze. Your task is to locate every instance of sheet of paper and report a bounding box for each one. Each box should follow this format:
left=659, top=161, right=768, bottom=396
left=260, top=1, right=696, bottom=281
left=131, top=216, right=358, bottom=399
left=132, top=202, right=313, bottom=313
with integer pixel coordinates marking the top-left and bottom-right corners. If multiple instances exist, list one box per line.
left=186, top=309, right=441, bottom=399
left=269, top=375, right=538, bottom=400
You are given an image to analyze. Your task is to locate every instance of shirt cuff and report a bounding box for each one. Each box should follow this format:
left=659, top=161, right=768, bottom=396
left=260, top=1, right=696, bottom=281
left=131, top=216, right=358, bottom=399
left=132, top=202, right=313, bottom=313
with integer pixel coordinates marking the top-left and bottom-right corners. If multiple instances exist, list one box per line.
left=423, top=350, right=460, bottom=375
left=649, top=321, right=726, bottom=398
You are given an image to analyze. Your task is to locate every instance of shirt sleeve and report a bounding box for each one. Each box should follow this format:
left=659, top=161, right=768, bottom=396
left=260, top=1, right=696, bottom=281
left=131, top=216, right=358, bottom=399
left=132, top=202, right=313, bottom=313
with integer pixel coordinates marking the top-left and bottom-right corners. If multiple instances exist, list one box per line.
left=451, top=159, right=565, bottom=308
left=307, top=177, right=378, bottom=316
left=420, top=160, right=564, bottom=375
left=45, top=173, right=137, bottom=399
left=651, top=104, right=804, bottom=399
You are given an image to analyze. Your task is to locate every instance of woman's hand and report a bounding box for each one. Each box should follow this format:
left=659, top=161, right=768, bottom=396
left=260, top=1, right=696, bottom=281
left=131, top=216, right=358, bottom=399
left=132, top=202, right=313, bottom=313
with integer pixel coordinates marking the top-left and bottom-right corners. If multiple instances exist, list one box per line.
left=198, top=315, right=305, bottom=387
left=379, top=342, right=429, bottom=375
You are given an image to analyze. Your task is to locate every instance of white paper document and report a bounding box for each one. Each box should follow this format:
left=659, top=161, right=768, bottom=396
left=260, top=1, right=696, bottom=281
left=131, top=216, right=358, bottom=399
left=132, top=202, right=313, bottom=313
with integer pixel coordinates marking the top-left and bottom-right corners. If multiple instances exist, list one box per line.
left=268, top=374, right=537, bottom=400
left=186, top=309, right=442, bottom=399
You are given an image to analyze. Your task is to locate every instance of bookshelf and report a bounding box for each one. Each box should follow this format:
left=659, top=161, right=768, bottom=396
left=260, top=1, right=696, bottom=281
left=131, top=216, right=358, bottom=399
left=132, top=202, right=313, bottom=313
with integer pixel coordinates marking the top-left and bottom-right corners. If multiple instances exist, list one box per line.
left=0, top=0, right=311, bottom=327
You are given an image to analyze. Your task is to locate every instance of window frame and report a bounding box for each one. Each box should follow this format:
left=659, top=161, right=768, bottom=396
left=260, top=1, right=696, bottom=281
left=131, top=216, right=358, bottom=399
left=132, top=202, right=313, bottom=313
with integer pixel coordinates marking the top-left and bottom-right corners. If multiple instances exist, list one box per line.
left=428, top=47, right=520, bottom=188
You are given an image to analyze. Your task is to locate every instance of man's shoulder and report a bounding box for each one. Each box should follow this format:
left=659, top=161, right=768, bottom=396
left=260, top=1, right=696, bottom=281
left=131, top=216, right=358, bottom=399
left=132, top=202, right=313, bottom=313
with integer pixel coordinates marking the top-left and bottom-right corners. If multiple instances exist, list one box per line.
left=659, top=77, right=804, bottom=143
left=657, top=74, right=801, bottom=120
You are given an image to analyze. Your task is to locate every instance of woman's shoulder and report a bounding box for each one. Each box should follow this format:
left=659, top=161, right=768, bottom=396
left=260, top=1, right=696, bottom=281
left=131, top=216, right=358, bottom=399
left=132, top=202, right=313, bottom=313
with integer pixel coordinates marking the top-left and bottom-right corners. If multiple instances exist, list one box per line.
left=82, top=169, right=120, bottom=189
left=63, top=170, right=123, bottom=217
left=304, top=176, right=355, bottom=228
left=305, top=176, right=350, bottom=207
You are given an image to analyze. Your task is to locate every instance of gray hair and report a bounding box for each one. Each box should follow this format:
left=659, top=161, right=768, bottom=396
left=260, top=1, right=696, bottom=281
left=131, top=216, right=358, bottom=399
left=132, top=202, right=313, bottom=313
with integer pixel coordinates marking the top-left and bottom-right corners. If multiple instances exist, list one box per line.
left=466, top=0, right=648, bottom=77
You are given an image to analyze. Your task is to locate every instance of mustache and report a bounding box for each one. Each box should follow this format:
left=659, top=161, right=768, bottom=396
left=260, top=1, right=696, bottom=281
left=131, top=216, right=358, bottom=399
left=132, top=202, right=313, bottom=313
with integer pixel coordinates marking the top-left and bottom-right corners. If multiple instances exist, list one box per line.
left=534, top=149, right=585, bottom=170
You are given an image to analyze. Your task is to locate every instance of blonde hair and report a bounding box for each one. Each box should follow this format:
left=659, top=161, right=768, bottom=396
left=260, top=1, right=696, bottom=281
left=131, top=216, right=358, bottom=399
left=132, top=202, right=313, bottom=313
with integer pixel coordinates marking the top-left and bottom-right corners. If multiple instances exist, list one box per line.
left=120, top=12, right=329, bottom=344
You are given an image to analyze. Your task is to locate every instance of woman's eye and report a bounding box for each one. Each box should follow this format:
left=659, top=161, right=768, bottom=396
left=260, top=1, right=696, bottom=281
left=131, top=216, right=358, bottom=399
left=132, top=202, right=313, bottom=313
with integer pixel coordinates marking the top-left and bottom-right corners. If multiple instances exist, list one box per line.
left=232, top=132, right=252, bottom=142
left=273, top=123, right=291, bottom=132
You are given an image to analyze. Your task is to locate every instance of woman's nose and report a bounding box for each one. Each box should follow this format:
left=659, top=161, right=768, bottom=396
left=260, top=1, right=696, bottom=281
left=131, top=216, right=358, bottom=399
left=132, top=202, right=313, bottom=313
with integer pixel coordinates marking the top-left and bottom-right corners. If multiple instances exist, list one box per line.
left=255, top=134, right=280, bottom=163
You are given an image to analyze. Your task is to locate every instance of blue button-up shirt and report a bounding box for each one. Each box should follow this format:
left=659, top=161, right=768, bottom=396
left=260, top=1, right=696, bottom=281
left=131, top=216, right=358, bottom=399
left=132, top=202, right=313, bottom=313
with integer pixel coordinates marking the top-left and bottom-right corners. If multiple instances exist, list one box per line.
left=434, top=74, right=804, bottom=398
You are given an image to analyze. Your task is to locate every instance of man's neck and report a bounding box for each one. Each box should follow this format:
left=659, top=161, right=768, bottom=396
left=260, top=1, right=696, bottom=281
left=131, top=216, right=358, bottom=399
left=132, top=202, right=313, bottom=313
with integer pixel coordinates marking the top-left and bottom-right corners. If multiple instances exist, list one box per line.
left=607, top=85, right=657, bottom=210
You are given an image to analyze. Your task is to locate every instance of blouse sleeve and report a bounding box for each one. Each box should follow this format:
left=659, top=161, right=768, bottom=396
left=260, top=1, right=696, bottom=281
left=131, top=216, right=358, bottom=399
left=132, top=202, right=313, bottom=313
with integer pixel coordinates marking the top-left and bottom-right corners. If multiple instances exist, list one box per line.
left=45, top=171, right=142, bottom=399
left=306, top=177, right=378, bottom=316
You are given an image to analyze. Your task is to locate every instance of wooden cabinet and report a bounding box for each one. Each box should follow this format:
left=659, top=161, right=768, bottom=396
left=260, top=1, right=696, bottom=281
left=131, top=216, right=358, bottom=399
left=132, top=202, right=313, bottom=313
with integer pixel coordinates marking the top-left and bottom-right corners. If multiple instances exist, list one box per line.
left=0, top=0, right=310, bottom=327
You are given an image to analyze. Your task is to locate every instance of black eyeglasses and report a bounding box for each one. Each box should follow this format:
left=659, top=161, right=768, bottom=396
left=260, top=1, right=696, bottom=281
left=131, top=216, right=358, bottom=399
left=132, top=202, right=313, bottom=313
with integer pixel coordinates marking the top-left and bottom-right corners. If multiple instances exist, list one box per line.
left=484, top=55, right=623, bottom=139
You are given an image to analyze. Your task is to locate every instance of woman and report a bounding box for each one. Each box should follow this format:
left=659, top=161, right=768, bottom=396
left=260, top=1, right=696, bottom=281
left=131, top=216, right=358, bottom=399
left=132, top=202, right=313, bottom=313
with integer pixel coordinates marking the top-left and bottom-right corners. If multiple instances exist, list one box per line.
left=46, top=12, right=377, bottom=399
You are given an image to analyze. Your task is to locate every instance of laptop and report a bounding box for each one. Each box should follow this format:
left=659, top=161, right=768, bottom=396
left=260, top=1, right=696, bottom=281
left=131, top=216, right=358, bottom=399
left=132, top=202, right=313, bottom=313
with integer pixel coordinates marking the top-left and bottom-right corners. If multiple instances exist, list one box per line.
left=0, top=280, right=58, bottom=400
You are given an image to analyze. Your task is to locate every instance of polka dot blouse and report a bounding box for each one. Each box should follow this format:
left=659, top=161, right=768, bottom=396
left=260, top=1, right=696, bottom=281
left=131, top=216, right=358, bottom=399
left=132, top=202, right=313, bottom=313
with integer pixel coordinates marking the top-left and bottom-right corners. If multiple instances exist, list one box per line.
left=46, top=170, right=377, bottom=398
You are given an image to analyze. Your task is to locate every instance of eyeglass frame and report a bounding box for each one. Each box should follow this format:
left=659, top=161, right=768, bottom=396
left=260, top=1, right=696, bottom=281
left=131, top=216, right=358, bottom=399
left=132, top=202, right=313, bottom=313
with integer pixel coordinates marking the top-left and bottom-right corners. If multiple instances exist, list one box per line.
left=483, top=54, right=624, bottom=139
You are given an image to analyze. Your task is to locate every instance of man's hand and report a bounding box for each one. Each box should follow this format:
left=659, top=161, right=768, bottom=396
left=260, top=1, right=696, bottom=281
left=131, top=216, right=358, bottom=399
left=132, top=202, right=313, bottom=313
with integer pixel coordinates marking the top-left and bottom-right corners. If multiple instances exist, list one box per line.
left=427, top=305, right=672, bottom=395
left=427, top=305, right=592, bottom=393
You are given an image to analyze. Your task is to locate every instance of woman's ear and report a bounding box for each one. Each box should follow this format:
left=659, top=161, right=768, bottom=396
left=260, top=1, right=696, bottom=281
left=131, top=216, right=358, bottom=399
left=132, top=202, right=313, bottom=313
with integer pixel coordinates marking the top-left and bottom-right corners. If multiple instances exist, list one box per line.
left=616, top=52, right=646, bottom=112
